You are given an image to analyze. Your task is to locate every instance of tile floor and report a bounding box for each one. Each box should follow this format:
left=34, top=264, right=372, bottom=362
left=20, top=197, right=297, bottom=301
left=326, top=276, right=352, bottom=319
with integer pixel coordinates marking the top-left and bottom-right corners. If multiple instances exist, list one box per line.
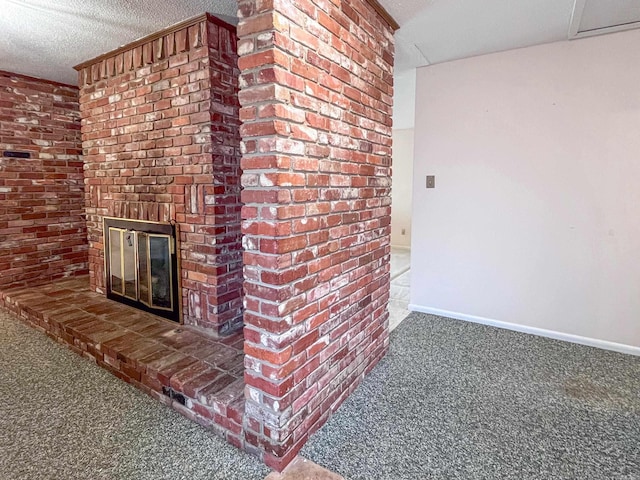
left=389, top=247, right=410, bottom=278
left=389, top=247, right=411, bottom=331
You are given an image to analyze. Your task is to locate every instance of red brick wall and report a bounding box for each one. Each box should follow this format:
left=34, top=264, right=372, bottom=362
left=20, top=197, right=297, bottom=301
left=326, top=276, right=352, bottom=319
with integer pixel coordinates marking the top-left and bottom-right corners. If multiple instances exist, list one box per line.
left=237, top=0, right=395, bottom=469
left=78, top=15, right=243, bottom=334
left=0, top=71, right=88, bottom=289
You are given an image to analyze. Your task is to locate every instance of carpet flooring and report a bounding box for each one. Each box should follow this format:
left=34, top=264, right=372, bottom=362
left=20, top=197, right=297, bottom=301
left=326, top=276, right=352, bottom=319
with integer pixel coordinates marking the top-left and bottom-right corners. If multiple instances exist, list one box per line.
left=4, top=302, right=639, bottom=480
left=0, top=310, right=270, bottom=480
left=302, top=312, right=640, bottom=479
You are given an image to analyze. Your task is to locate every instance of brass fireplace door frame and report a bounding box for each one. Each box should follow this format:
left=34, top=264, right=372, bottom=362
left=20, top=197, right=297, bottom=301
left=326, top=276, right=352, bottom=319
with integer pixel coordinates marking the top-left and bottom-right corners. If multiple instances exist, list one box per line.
left=103, top=217, right=180, bottom=322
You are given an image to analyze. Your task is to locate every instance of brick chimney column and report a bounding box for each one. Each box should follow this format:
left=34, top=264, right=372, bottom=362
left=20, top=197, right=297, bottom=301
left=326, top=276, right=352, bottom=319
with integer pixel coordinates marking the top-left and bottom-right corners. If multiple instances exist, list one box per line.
left=236, top=0, right=395, bottom=470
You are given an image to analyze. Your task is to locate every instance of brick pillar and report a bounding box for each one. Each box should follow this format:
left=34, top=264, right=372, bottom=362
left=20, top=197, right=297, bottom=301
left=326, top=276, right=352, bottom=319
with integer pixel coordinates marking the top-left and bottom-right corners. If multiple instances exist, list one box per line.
left=237, top=0, right=395, bottom=470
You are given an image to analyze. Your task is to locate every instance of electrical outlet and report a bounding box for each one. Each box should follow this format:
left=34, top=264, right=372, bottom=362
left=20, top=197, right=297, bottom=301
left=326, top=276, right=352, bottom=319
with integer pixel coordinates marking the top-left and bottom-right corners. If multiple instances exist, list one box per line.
left=426, top=175, right=435, bottom=188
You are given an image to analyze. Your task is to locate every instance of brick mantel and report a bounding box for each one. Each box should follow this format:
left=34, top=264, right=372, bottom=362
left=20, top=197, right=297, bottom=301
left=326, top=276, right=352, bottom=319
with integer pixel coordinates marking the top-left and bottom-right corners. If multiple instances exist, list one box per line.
left=74, top=13, right=236, bottom=87
left=364, top=0, right=400, bottom=31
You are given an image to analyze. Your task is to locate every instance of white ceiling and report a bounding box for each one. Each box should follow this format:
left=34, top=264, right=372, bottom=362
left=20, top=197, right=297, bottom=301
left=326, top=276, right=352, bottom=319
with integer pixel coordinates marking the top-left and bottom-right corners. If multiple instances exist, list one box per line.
left=390, top=0, right=640, bottom=73
left=579, top=0, right=640, bottom=32
left=1, top=0, right=640, bottom=85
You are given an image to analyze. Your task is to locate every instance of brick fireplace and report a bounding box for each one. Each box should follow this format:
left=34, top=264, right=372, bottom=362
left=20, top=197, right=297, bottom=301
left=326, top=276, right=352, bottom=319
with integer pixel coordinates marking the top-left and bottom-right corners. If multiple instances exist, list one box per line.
left=1, top=1, right=396, bottom=472
left=76, top=14, right=243, bottom=336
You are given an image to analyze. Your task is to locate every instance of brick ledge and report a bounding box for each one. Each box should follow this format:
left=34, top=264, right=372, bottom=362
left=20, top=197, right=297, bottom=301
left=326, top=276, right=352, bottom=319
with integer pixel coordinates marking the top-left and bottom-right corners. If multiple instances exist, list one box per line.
left=0, top=277, right=248, bottom=450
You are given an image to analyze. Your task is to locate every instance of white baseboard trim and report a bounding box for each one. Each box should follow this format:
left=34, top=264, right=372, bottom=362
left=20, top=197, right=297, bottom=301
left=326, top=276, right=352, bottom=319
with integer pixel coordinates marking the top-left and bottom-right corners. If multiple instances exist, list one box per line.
left=408, top=304, right=640, bottom=357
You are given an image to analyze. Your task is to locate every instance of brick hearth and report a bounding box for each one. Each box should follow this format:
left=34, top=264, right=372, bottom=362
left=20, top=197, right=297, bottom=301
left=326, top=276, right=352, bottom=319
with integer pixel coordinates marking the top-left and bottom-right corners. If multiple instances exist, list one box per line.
left=0, top=277, right=246, bottom=446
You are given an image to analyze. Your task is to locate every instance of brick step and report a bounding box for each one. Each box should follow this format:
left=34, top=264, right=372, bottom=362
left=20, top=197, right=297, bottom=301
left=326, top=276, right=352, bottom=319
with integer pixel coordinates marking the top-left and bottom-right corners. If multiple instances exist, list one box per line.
left=0, top=277, right=246, bottom=444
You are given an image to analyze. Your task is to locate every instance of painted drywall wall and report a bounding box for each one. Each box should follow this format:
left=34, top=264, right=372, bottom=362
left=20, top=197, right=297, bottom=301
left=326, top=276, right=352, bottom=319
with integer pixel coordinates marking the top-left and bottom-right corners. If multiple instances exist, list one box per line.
left=411, top=28, right=640, bottom=351
left=391, top=128, right=414, bottom=247
left=391, top=69, right=416, bottom=248
left=392, top=69, right=416, bottom=130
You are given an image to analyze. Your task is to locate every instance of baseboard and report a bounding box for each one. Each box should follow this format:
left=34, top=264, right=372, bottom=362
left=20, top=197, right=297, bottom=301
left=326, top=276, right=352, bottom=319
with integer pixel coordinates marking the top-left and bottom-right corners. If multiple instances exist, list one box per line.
left=408, top=304, right=640, bottom=357
left=390, top=245, right=411, bottom=251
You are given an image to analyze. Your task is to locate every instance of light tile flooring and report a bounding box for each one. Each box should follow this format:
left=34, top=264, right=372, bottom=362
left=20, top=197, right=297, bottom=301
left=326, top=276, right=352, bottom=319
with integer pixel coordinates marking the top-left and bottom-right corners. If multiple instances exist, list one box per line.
left=389, top=247, right=411, bottom=331
left=390, top=247, right=410, bottom=278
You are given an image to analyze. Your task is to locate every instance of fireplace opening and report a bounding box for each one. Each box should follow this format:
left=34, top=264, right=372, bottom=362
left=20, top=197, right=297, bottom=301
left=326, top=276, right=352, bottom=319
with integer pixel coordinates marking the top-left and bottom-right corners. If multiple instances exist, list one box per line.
left=103, top=217, right=180, bottom=322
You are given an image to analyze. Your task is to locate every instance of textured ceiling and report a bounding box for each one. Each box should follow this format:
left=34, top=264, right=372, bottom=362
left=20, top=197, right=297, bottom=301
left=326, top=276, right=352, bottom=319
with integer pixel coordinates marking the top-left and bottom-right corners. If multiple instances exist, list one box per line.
left=0, top=0, right=237, bottom=85
left=2, top=0, right=640, bottom=86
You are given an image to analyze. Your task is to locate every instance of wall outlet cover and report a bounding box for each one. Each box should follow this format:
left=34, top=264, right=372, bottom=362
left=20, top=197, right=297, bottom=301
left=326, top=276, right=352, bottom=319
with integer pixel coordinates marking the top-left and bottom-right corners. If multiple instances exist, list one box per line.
left=426, top=175, right=435, bottom=188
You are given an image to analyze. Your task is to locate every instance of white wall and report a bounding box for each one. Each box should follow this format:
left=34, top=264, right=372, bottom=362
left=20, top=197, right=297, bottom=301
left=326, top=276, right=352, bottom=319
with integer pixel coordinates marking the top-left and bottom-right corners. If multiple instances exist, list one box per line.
left=411, top=29, right=640, bottom=352
left=391, top=69, right=417, bottom=248
left=392, top=69, right=416, bottom=130
left=391, top=128, right=414, bottom=247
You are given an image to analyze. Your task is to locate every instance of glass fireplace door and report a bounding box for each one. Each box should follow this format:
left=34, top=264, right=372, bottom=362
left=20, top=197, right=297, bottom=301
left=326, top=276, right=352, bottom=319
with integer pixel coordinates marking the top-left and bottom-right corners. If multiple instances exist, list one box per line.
left=104, top=218, right=179, bottom=322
